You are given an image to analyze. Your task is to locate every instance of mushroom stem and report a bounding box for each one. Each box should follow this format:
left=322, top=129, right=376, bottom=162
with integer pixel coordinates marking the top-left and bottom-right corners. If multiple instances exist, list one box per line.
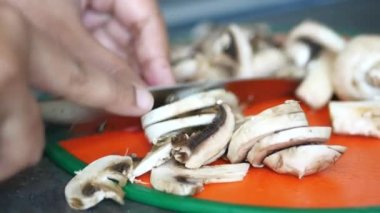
left=150, top=160, right=249, bottom=196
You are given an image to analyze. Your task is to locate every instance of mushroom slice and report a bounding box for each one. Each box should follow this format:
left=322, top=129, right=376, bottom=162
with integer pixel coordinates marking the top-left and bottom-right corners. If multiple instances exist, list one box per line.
left=333, top=35, right=380, bottom=100
left=65, top=155, right=133, bottom=210
left=144, top=113, right=216, bottom=144
left=172, top=104, right=235, bottom=169
left=251, top=47, right=288, bottom=78
left=225, top=24, right=254, bottom=78
left=329, top=101, right=380, bottom=138
left=295, top=52, right=335, bottom=109
left=203, top=146, right=227, bottom=165
left=132, top=142, right=172, bottom=178
left=227, top=101, right=308, bottom=163
left=150, top=160, right=250, bottom=196
left=141, top=89, right=237, bottom=128
left=247, top=127, right=331, bottom=167
left=264, top=145, right=346, bottom=179
left=287, top=20, right=345, bottom=53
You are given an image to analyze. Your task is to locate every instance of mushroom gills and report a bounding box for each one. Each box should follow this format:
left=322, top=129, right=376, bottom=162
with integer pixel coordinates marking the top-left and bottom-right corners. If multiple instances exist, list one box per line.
left=329, top=101, right=380, bottom=138
left=171, top=104, right=235, bottom=168
left=263, top=145, right=346, bottom=179
left=247, top=126, right=331, bottom=167
left=227, top=100, right=308, bottom=163
left=150, top=160, right=250, bottom=196
left=65, top=155, right=133, bottom=210
left=144, top=113, right=216, bottom=144
left=141, top=89, right=238, bottom=128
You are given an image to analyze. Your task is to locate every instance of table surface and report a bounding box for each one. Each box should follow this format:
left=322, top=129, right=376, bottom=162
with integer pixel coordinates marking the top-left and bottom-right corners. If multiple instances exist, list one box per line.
left=1, top=0, right=380, bottom=212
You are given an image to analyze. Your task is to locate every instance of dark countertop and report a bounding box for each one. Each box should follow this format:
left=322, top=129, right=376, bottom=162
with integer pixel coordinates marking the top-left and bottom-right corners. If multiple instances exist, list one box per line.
left=1, top=0, right=380, bottom=212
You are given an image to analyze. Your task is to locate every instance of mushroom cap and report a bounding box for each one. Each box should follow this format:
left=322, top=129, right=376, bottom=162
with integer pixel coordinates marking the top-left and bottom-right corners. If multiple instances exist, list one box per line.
left=287, top=20, right=345, bottom=53
left=65, top=155, right=133, bottom=210
left=227, top=100, right=308, bottom=163
left=247, top=126, right=331, bottom=167
left=333, top=35, right=380, bottom=100
left=263, top=145, right=346, bottom=178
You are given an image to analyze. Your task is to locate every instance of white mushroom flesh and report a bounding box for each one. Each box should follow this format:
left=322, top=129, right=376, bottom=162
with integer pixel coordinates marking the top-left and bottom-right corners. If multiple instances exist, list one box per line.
left=65, top=155, right=133, bottom=210
left=227, top=100, right=308, bottom=163
left=247, top=126, right=331, bottom=167
left=132, top=142, right=172, bottom=178
left=141, top=89, right=237, bottom=128
left=287, top=20, right=345, bottom=53
left=329, top=101, right=380, bottom=138
left=150, top=160, right=249, bottom=196
left=263, top=145, right=346, bottom=179
left=295, top=52, right=335, bottom=109
left=144, top=113, right=216, bottom=144
left=333, top=35, right=380, bottom=100
left=172, top=104, right=235, bottom=169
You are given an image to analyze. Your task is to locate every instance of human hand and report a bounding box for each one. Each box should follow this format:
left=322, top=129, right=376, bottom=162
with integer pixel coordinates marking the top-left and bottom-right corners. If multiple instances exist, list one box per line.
left=0, top=0, right=173, bottom=181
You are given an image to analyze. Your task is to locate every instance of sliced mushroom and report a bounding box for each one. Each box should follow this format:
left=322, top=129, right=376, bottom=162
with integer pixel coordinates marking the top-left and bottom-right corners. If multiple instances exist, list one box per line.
left=203, top=147, right=227, bottom=165
left=329, top=101, right=380, bottom=138
left=285, top=20, right=345, bottom=109
left=263, top=145, right=346, bottom=179
left=141, top=89, right=237, bottom=128
left=171, top=104, right=235, bottom=169
left=333, top=35, right=380, bottom=100
left=295, top=51, right=335, bottom=109
left=286, top=20, right=345, bottom=55
left=65, top=155, right=133, bottom=210
left=132, top=142, right=172, bottom=178
left=144, top=113, right=216, bottom=144
left=150, top=160, right=249, bottom=196
left=227, top=100, right=308, bottom=163
left=251, top=47, right=288, bottom=78
left=246, top=127, right=331, bottom=167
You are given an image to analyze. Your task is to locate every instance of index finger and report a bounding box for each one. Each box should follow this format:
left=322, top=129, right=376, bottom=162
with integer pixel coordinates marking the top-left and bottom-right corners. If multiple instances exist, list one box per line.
left=114, top=0, right=175, bottom=86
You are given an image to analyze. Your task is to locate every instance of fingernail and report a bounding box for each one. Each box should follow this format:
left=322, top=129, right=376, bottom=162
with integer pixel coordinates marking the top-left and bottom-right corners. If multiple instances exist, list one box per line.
left=145, top=60, right=176, bottom=86
left=134, top=85, right=154, bottom=111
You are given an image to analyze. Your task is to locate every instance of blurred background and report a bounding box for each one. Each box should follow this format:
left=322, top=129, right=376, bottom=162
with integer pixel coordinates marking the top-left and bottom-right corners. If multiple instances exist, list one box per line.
left=160, top=0, right=380, bottom=38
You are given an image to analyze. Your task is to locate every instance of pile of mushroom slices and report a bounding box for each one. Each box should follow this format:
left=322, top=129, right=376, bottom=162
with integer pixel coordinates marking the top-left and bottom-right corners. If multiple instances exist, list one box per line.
left=227, top=100, right=346, bottom=178
left=137, top=89, right=250, bottom=196
left=171, top=20, right=380, bottom=139
left=137, top=90, right=346, bottom=196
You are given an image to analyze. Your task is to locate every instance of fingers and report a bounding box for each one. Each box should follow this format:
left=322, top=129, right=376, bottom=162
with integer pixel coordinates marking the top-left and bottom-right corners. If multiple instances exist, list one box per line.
left=114, top=0, right=175, bottom=86
left=0, top=5, right=44, bottom=181
left=29, top=27, right=153, bottom=116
